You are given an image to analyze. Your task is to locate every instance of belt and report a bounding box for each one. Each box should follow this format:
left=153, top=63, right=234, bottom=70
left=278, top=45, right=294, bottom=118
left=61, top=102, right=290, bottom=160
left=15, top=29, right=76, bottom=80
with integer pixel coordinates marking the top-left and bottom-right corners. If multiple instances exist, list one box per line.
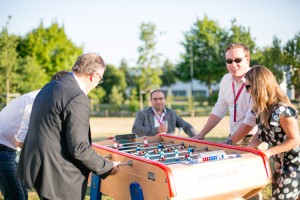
left=0, top=144, right=16, bottom=152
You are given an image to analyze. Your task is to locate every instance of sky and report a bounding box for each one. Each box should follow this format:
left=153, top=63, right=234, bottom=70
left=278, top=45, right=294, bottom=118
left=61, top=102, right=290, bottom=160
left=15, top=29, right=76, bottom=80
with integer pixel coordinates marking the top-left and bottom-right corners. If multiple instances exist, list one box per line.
left=1, top=0, right=300, bottom=67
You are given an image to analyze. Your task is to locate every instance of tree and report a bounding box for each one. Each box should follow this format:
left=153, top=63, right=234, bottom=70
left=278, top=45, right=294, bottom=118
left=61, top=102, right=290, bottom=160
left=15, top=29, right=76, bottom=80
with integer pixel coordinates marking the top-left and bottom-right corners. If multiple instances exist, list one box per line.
left=177, top=16, right=257, bottom=101
left=0, top=18, right=19, bottom=103
left=109, top=85, right=124, bottom=113
left=160, top=59, right=176, bottom=87
left=128, top=88, right=139, bottom=113
left=16, top=56, right=48, bottom=93
left=177, top=16, right=226, bottom=99
left=119, top=59, right=137, bottom=88
left=100, top=64, right=127, bottom=103
left=283, top=32, right=300, bottom=98
left=228, top=19, right=257, bottom=53
left=17, top=22, right=83, bottom=78
left=136, top=22, right=162, bottom=96
left=254, top=37, right=285, bottom=82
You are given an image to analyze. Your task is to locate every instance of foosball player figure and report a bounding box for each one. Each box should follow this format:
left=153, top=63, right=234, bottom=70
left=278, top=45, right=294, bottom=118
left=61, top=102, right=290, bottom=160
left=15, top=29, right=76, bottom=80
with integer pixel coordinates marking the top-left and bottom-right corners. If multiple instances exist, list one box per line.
left=188, top=145, right=194, bottom=153
left=185, top=152, right=193, bottom=161
left=174, top=147, right=179, bottom=161
left=136, top=145, right=141, bottom=153
left=159, top=150, right=166, bottom=161
left=143, top=136, right=149, bottom=147
left=180, top=144, right=185, bottom=150
left=167, top=147, right=171, bottom=152
left=144, top=150, right=150, bottom=159
left=153, top=149, right=157, bottom=154
left=113, top=139, right=118, bottom=149
left=157, top=142, right=164, bottom=150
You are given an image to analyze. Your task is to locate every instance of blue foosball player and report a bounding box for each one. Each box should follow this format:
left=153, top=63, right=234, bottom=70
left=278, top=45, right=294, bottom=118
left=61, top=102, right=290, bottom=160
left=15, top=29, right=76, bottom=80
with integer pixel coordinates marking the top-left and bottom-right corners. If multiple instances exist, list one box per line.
left=157, top=142, right=164, bottom=150
left=136, top=145, right=141, bottom=152
left=188, top=145, right=194, bottom=153
left=174, top=148, right=179, bottom=161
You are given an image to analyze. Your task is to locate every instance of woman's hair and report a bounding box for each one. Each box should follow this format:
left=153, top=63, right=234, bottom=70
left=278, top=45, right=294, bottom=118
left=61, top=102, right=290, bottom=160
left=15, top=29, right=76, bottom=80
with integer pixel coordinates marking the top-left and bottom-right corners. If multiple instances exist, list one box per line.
left=244, top=65, right=293, bottom=127
left=72, top=53, right=106, bottom=75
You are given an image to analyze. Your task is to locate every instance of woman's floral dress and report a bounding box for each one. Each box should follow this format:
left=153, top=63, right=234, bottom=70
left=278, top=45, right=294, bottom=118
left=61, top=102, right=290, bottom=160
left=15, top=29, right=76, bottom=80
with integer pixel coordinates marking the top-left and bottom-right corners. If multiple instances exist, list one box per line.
left=257, top=105, right=300, bottom=200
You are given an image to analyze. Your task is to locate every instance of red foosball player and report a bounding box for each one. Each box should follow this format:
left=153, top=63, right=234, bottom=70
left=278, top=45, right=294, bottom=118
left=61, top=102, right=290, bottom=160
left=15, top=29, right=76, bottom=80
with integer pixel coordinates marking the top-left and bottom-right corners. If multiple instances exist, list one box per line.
left=113, top=139, right=118, bottom=149
left=143, top=136, right=149, bottom=147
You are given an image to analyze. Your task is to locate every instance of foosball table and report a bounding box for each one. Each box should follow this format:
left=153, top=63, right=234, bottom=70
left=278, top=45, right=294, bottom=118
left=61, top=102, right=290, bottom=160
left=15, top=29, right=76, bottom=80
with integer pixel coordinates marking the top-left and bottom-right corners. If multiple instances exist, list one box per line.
left=90, top=134, right=271, bottom=200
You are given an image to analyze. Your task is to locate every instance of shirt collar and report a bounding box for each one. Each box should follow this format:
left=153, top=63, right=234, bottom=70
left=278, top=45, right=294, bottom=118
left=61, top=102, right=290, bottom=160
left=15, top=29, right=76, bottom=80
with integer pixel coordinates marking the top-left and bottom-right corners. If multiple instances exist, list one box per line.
left=152, top=107, right=166, bottom=115
left=70, top=72, right=87, bottom=95
left=230, top=75, right=246, bottom=85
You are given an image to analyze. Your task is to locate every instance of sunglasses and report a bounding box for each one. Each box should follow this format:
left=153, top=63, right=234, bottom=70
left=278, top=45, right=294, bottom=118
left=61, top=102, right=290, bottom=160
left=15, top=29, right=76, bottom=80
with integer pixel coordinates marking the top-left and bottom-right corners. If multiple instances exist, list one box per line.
left=226, top=56, right=246, bottom=64
left=245, top=84, right=251, bottom=92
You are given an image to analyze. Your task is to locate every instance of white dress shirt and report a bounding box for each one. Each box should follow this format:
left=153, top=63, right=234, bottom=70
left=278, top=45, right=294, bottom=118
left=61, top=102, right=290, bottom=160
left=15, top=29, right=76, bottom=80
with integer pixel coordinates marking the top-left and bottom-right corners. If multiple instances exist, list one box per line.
left=211, top=73, right=257, bottom=135
left=0, top=90, right=40, bottom=149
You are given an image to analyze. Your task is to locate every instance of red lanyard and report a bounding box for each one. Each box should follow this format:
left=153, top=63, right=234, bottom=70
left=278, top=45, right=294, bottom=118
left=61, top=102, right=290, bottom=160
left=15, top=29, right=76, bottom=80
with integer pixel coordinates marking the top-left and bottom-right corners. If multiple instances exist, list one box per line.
left=232, top=82, right=245, bottom=123
left=153, top=112, right=165, bottom=125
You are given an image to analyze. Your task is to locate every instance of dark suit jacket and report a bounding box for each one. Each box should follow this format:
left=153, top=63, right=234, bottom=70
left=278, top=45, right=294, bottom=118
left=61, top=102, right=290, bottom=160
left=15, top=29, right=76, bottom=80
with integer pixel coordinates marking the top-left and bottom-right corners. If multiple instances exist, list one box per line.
left=132, top=107, right=196, bottom=138
left=17, top=73, right=113, bottom=200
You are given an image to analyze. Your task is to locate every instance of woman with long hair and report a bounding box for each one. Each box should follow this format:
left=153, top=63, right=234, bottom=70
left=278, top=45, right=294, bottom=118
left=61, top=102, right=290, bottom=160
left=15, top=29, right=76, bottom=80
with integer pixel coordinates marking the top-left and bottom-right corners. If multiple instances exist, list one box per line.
left=245, top=65, right=300, bottom=200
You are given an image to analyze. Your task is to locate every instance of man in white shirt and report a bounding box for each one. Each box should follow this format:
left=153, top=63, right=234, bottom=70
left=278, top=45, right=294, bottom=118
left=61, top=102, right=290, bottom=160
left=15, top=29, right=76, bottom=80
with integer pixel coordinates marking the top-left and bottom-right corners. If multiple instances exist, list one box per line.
left=193, top=43, right=257, bottom=146
left=193, top=43, right=264, bottom=200
left=0, top=70, right=68, bottom=200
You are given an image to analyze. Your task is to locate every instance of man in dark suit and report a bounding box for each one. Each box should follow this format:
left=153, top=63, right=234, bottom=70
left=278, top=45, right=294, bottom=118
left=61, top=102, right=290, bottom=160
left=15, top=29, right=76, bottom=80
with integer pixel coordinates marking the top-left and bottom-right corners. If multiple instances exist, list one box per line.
left=132, top=89, right=197, bottom=138
left=17, top=53, right=120, bottom=200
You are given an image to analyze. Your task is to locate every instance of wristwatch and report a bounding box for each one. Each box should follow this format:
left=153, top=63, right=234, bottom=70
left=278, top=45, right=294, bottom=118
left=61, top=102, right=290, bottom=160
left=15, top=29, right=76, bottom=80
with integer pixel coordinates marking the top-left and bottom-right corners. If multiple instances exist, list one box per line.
left=226, top=136, right=233, bottom=145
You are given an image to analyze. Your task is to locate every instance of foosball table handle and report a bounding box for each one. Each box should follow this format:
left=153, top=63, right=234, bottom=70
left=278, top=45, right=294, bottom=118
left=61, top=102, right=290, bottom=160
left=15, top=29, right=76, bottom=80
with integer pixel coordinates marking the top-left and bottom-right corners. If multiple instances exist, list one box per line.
left=119, top=160, right=133, bottom=167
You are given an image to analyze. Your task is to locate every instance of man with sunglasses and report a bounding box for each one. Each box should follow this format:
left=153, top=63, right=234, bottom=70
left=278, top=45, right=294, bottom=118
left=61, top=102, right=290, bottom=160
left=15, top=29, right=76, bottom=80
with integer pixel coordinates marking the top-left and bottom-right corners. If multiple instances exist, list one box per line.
left=132, top=89, right=197, bottom=138
left=193, top=43, right=265, bottom=199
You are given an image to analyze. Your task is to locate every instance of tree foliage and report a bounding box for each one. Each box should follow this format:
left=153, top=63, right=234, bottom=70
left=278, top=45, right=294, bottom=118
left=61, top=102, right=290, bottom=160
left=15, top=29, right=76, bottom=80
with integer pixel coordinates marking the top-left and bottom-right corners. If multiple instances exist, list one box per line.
left=283, top=32, right=300, bottom=95
left=160, top=59, right=176, bottom=87
left=254, top=37, right=285, bottom=82
left=109, top=85, right=124, bottom=112
left=17, top=22, right=83, bottom=78
left=136, top=22, right=162, bottom=93
left=128, top=88, right=139, bottom=113
left=100, top=64, right=127, bottom=103
left=0, top=19, right=19, bottom=103
left=177, top=16, right=257, bottom=98
left=177, top=16, right=227, bottom=96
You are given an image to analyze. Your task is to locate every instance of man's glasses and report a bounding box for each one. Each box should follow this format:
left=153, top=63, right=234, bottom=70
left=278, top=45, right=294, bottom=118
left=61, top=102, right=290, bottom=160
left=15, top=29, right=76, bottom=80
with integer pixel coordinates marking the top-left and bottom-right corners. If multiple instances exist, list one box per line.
left=245, top=84, right=251, bottom=92
left=226, top=56, right=245, bottom=64
left=152, top=97, right=165, bottom=101
left=96, top=73, right=104, bottom=85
